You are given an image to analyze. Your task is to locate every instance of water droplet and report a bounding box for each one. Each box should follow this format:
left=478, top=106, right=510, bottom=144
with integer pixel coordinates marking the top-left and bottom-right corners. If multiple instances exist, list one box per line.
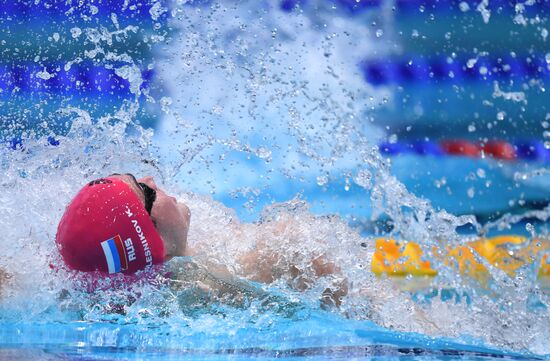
left=211, top=105, right=223, bottom=114
left=149, top=1, right=167, bottom=21
left=459, top=1, right=470, bottom=12
left=160, top=97, right=172, bottom=113
left=257, top=147, right=272, bottom=162
left=115, top=65, right=143, bottom=96
left=315, top=175, right=329, bottom=187
left=354, top=169, right=372, bottom=189
left=70, top=27, right=82, bottom=39
left=476, top=169, right=486, bottom=178
left=467, top=58, right=477, bottom=68
left=36, top=68, right=54, bottom=80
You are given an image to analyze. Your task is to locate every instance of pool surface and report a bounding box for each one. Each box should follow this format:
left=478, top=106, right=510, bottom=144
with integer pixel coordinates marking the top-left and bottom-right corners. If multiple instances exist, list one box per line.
left=1, top=0, right=549, bottom=360
left=0, top=312, right=544, bottom=360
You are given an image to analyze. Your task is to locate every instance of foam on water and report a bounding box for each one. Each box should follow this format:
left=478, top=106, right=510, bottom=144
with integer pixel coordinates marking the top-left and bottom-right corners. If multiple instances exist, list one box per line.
left=0, top=0, right=549, bottom=357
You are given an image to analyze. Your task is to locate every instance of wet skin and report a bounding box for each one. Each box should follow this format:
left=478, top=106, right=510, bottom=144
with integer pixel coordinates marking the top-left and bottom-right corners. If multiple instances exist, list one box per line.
left=111, top=174, right=191, bottom=260
left=112, top=174, right=345, bottom=307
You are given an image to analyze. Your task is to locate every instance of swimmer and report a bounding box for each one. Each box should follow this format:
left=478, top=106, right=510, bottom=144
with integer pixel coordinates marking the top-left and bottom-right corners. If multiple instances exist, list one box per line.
left=55, top=174, right=347, bottom=309
left=56, top=174, right=189, bottom=273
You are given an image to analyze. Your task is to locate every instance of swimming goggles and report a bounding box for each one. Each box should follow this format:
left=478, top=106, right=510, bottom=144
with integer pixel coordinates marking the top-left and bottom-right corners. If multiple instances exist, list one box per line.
left=111, top=173, right=156, bottom=215
left=138, top=181, right=156, bottom=215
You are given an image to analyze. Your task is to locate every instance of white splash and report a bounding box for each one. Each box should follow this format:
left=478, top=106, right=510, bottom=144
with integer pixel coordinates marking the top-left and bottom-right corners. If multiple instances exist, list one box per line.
left=492, top=81, right=527, bottom=104
left=476, top=0, right=491, bottom=24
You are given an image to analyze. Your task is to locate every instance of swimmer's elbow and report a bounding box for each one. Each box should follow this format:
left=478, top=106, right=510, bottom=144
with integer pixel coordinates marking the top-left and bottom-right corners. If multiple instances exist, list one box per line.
left=312, top=256, right=339, bottom=277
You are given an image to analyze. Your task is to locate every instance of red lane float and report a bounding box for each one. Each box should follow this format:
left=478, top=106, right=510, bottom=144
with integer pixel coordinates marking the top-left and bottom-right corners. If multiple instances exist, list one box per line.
left=440, top=140, right=481, bottom=157
left=482, top=141, right=516, bottom=160
left=380, top=139, right=550, bottom=163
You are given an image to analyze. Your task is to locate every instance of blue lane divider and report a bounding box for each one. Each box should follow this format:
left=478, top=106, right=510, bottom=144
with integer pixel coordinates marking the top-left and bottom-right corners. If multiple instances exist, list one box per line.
left=410, top=140, right=444, bottom=156
left=515, top=141, right=550, bottom=163
left=8, top=138, right=24, bottom=151
left=360, top=55, right=550, bottom=85
left=6, top=137, right=60, bottom=151
left=0, top=63, right=154, bottom=96
left=395, top=0, right=549, bottom=13
left=330, top=0, right=381, bottom=13
left=6, top=137, right=550, bottom=166
left=47, top=136, right=60, bottom=146
left=280, top=0, right=379, bottom=12
left=280, top=0, right=307, bottom=11
left=280, top=0, right=549, bottom=14
left=0, top=0, right=171, bottom=21
left=379, top=140, right=550, bottom=163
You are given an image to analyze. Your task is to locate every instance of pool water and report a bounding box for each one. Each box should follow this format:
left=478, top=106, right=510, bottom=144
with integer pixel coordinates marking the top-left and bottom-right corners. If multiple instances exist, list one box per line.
left=1, top=0, right=549, bottom=360
left=0, top=313, right=543, bottom=360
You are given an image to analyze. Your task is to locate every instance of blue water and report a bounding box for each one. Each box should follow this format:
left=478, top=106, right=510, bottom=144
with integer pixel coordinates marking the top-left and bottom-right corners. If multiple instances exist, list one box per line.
left=0, top=312, right=542, bottom=360
left=1, top=0, right=550, bottom=360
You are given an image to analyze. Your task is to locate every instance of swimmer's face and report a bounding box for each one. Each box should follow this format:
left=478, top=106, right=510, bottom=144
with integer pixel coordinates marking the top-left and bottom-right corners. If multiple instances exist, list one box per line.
left=111, top=174, right=191, bottom=260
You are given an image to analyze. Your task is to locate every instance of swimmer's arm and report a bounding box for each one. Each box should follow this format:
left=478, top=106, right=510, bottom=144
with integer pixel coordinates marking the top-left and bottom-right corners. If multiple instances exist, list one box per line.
left=166, top=257, right=275, bottom=311
left=239, top=250, right=348, bottom=307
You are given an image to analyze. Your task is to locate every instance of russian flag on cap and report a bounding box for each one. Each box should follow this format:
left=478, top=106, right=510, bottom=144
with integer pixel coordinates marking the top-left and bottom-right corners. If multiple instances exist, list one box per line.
left=101, top=235, right=128, bottom=274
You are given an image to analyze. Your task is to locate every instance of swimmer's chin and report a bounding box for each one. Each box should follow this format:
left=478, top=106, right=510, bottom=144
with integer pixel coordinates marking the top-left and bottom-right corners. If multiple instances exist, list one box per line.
left=176, top=202, right=191, bottom=254
left=161, top=201, right=191, bottom=260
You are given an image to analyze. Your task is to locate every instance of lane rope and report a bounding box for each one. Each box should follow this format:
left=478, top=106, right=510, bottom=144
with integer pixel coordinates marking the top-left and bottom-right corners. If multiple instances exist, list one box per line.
left=379, top=139, right=550, bottom=163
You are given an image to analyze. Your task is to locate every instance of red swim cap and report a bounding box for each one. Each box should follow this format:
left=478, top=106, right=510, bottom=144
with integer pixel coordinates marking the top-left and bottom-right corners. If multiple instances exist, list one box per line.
left=56, top=177, right=165, bottom=274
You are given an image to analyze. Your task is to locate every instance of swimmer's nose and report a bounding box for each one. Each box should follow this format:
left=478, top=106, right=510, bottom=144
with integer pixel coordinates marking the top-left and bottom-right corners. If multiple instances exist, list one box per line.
left=139, top=176, right=158, bottom=190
